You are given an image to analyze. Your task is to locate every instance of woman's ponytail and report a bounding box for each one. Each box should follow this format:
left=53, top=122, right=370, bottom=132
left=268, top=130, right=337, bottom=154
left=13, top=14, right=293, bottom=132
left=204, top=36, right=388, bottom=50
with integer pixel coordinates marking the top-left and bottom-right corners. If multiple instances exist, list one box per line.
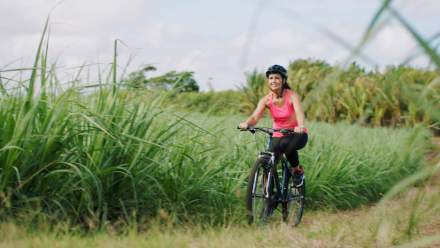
left=283, top=80, right=291, bottom=90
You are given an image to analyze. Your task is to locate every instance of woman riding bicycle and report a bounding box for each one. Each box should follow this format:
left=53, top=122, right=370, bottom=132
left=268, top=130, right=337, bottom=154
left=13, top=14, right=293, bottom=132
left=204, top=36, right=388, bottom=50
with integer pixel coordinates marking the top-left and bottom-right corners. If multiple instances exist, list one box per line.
left=238, top=64, right=308, bottom=186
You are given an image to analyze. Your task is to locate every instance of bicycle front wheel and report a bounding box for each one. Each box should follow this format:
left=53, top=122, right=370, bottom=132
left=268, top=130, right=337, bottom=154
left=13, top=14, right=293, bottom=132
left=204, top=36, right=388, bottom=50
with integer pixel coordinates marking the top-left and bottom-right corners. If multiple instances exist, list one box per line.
left=246, top=158, right=273, bottom=225
left=282, top=176, right=305, bottom=226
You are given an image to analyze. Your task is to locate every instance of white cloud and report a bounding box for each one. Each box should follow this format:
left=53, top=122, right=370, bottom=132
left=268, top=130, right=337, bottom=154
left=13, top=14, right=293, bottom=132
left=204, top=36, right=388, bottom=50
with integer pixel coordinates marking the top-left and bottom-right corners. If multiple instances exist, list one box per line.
left=403, top=0, right=440, bottom=16
left=0, top=0, right=438, bottom=91
left=365, top=23, right=420, bottom=65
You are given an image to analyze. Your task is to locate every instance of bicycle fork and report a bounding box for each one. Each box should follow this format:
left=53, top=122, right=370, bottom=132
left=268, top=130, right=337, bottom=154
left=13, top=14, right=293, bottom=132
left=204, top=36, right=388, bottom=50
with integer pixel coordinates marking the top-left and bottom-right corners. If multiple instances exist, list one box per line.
left=259, top=152, right=276, bottom=198
left=254, top=152, right=287, bottom=202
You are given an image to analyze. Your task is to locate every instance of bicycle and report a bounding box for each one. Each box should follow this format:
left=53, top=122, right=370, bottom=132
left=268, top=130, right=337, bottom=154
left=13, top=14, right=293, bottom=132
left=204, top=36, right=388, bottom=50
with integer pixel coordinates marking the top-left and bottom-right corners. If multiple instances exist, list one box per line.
left=239, top=127, right=305, bottom=226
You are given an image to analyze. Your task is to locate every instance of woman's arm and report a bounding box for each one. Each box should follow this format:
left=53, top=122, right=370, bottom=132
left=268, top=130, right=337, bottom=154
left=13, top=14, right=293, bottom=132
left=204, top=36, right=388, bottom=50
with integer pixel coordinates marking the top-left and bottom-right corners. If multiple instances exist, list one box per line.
left=291, top=92, right=306, bottom=132
left=238, top=96, right=267, bottom=129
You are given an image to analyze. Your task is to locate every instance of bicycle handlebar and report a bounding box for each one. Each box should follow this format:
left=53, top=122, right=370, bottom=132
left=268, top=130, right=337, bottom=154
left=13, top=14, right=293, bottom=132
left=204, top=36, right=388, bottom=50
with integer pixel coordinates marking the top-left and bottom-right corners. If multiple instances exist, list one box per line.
left=237, top=126, right=296, bottom=135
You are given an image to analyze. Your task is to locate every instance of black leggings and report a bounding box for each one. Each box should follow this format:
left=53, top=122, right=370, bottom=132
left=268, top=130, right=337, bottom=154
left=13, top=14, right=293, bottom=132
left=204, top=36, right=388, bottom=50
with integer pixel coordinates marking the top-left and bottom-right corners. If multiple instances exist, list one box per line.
left=269, top=133, right=308, bottom=167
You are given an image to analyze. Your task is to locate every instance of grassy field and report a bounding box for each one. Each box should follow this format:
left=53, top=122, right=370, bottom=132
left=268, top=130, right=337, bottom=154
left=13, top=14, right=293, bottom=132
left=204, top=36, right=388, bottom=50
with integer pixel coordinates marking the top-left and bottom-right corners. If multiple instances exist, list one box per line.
left=1, top=84, right=437, bottom=246
left=0, top=77, right=437, bottom=248
left=0, top=83, right=433, bottom=226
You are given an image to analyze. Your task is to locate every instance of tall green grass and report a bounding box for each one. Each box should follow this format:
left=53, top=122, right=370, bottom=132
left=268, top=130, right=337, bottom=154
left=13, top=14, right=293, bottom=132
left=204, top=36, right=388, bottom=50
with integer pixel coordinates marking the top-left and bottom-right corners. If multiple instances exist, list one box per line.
left=0, top=81, right=430, bottom=227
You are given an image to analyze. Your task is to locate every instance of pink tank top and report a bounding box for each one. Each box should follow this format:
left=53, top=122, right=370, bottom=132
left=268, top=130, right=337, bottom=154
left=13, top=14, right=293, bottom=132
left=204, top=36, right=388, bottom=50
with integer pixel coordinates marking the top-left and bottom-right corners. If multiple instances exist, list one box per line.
left=268, top=90, right=305, bottom=137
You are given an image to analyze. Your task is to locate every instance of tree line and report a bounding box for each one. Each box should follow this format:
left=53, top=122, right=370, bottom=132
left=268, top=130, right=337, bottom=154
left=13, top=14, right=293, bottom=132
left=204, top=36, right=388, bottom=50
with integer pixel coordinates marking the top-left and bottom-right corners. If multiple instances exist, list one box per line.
left=125, top=59, right=439, bottom=132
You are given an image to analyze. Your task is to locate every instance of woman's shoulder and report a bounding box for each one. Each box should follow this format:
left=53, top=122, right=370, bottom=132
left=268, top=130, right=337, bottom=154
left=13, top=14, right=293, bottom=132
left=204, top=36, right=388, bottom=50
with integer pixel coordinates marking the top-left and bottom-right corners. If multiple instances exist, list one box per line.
left=285, top=90, right=301, bottom=105
left=285, top=89, right=295, bottom=95
left=286, top=89, right=299, bottom=98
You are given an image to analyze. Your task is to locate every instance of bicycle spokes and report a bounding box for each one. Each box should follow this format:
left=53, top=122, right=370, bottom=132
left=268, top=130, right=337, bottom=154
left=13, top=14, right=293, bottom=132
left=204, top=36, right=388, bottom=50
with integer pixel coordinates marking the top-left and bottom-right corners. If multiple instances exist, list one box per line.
left=247, top=160, right=274, bottom=225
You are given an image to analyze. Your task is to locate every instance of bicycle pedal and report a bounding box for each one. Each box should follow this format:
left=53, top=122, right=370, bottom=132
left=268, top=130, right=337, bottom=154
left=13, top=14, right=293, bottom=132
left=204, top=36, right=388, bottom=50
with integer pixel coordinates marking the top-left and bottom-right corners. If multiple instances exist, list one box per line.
left=293, top=175, right=304, bottom=188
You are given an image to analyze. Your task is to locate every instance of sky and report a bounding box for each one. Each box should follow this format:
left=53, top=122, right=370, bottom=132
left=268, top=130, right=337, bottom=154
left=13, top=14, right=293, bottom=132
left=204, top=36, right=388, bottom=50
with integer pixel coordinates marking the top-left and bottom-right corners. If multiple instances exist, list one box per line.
left=0, top=0, right=439, bottom=91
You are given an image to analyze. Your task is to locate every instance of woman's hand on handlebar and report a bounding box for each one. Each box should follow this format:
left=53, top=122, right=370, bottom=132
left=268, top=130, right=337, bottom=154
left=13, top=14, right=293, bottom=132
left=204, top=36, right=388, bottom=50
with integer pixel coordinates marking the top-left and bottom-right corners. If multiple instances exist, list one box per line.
left=294, top=126, right=305, bottom=133
left=238, top=122, right=249, bottom=129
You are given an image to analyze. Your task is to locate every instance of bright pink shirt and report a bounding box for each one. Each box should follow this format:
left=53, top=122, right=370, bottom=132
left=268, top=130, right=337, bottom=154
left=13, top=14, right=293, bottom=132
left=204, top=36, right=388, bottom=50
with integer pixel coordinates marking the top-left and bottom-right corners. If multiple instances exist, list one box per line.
left=268, top=90, right=306, bottom=137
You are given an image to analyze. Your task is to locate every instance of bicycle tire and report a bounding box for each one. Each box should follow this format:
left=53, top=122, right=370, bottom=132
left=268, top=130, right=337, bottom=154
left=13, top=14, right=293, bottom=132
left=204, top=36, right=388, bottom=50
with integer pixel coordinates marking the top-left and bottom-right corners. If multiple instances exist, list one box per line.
left=246, top=157, right=273, bottom=225
left=282, top=175, right=305, bottom=226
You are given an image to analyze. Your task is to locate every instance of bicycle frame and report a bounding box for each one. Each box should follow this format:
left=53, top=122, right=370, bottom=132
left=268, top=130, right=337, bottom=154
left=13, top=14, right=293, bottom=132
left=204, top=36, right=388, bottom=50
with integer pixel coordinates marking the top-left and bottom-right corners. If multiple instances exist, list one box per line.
left=257, top=136, right=291, bottom=205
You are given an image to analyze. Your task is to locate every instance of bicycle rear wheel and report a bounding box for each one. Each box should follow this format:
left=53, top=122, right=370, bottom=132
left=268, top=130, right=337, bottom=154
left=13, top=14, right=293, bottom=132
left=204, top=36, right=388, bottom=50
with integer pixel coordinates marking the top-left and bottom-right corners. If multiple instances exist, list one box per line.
left=246, top=158, right=273, bottom=225
left=282, top=176, right=305, bottom=226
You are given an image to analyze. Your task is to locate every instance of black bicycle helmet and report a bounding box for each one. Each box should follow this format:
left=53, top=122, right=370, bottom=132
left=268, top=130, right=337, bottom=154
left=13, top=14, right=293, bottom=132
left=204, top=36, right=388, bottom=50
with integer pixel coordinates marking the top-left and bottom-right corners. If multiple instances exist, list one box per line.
left=265, top=64, right=287, bottom=79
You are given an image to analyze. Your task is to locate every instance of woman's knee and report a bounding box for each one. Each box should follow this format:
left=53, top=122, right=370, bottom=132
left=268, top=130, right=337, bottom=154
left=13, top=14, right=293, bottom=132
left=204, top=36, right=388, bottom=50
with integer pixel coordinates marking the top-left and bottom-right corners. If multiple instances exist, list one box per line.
left=296, top=133, right=308, bottom=150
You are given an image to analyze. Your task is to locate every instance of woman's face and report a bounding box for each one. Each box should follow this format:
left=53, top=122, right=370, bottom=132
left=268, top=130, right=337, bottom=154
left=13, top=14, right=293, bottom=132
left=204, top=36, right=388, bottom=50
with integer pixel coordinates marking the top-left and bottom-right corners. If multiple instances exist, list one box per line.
left=267, top=73, right=283, bottom=92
